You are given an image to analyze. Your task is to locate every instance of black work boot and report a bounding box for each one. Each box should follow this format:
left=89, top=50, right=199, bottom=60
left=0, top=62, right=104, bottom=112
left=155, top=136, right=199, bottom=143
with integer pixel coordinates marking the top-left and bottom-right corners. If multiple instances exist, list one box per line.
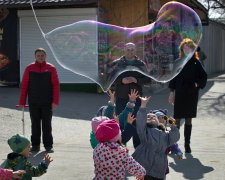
left=30, top=146, right=40, bottom=152
left=45, top=147, right=54, bottom=153
left=184, top=124, right=192, bottom=153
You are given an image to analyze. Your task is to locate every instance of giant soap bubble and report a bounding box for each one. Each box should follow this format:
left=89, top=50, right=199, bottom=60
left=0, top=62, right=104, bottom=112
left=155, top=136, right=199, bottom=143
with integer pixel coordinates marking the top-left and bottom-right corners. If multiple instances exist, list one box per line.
left=31, top=1, right=202, bottom=92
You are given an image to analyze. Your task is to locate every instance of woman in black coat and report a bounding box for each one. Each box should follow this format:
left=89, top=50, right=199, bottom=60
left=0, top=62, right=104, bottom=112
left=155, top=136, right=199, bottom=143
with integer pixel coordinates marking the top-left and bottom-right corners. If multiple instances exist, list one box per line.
left=168, top=38, right=207, bottom=153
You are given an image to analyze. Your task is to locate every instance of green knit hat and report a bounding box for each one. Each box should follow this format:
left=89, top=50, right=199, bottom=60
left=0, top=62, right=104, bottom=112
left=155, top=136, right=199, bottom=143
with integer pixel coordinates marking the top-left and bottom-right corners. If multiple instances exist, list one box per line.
left=8, top=134, right=30, bottom=154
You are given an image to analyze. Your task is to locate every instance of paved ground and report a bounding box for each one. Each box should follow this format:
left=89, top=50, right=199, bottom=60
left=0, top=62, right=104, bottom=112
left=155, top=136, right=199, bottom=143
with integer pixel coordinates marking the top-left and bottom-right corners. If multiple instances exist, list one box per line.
left=0, top=72, right=225, bottom=180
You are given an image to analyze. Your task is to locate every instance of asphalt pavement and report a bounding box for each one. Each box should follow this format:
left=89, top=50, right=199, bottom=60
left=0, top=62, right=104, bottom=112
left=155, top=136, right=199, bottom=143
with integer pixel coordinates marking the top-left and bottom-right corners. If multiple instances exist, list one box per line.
left=0, top=72, right=225, bottom=180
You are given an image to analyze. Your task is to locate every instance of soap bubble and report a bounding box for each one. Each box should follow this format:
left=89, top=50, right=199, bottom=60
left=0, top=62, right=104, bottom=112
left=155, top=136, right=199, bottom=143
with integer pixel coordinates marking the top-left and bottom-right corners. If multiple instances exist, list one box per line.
left=31, top=1, right=202, bottom=92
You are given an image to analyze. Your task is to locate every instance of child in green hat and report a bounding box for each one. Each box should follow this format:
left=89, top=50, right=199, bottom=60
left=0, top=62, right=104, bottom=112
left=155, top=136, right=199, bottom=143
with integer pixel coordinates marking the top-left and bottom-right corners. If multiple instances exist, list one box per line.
left=4, top=134, right=53, bottom=180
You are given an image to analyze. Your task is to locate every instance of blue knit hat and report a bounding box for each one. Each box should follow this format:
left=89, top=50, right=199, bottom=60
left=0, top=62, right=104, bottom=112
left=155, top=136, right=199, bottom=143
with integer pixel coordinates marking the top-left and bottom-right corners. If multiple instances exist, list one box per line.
left=155, top=111, right=165, bottom=117
left=149, top=109, right=168, bottom=117
left=8, top=134, right=30, bottom=154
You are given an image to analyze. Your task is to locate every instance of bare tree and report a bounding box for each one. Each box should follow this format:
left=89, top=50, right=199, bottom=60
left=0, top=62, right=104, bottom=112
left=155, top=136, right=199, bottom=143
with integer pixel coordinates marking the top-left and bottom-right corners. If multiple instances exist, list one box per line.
left=198, top=0, right=225, bottom=20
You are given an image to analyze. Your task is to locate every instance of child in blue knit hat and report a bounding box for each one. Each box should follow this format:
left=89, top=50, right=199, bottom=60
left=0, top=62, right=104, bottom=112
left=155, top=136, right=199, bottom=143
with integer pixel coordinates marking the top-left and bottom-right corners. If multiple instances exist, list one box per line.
left=151, top=108, right=183, bottom=176
left=133, top=97, right=180, bottom=180
left=4, top=134, right=53, bottom=180
left=90, top=89, right=139, bottom=148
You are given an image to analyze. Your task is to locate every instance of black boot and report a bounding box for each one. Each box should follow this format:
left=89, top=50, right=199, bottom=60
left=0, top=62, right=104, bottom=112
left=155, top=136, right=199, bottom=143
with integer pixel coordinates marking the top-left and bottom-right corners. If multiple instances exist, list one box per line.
left=184, top=124, right=192, bottom=153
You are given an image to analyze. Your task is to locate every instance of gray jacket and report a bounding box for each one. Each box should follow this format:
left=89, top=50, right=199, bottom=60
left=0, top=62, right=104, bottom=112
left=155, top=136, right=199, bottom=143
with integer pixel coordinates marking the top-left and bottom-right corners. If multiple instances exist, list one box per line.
left=132, top=108, right=180, bottom=179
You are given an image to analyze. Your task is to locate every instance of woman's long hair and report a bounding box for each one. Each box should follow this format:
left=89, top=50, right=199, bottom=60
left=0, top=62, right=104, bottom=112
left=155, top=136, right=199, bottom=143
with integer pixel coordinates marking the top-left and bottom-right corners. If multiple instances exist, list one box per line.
left=179, top=38, right=199, bottom=60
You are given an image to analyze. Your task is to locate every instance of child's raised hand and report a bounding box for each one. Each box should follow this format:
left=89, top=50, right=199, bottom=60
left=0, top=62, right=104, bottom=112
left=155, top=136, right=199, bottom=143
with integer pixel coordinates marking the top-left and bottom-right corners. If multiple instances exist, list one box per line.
left=113, top=113, right=119, bottom=123
left=127, top=113, right=136, bottom=124
left=140, top=96, right=151, bottom=108
left=108, top=89, right=115, bottom=105
left=128, top=89, right=139, bottom=102
left=12, top=170, right=26, bottom=179
left=44, top=154, right=53, bottom=164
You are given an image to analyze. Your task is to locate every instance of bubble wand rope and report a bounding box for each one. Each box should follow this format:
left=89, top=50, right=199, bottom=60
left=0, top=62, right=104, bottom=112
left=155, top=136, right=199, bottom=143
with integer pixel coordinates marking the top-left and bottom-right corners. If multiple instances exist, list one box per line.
left=29, top=0, right=46, bottom=38
left=16, top=105, right=29, bottom=135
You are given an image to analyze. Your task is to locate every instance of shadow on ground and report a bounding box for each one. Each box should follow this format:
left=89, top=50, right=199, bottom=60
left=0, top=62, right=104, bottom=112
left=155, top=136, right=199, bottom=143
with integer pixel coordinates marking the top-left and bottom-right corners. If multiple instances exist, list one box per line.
left=169, top=153, right=214, bottom=179
left=0, top=86, right=109, bottom=120
left=0, top=72, right=222, bottom=121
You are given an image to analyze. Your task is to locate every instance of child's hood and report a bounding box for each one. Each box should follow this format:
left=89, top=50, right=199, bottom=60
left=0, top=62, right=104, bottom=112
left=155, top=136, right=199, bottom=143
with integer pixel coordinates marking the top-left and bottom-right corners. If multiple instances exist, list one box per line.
left=6, top=152, right=25, bottom=165
left=7, top=152, right=20, bottom=160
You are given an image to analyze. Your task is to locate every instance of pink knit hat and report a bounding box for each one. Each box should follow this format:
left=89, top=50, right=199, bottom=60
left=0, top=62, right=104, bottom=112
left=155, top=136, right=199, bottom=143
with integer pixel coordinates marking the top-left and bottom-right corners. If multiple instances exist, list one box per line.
left=95, top=120, right=121, bottom=142
left=91, top=116, right=110, bottom=133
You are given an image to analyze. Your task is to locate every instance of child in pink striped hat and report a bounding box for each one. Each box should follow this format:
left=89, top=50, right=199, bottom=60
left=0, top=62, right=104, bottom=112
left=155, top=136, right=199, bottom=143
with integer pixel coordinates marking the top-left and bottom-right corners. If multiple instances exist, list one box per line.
left=90, top=89, right=138, bottom=149
left=93, top=119, right=146, bottom=180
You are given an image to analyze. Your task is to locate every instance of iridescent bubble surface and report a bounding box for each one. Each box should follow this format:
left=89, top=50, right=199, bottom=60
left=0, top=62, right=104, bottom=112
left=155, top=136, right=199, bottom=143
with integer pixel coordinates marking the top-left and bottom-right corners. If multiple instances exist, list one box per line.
left=42, top=1, right=202, bottom=92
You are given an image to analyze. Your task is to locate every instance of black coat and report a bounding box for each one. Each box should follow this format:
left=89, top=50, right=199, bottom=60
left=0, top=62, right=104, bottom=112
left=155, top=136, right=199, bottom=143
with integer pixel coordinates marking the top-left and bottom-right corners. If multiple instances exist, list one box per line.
left=169, top=57, right=207, bottom=118
left=111, top=56, right=151, bottom=99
